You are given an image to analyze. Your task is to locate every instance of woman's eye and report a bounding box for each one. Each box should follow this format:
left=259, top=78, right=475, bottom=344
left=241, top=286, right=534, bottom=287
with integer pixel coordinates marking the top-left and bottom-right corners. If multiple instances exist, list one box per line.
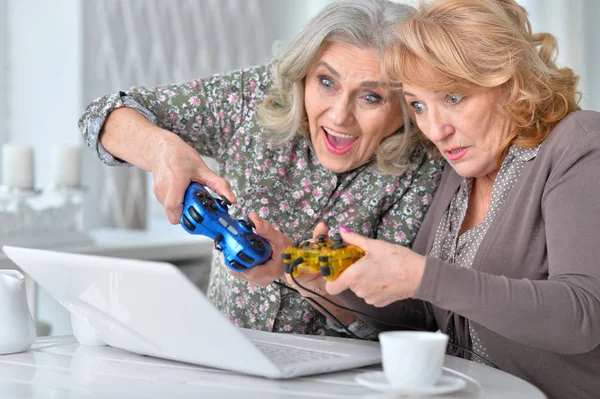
left=364, top=93, right=382, bottom=104
left=448, top=94, right=463, bottom=104
left=319, top=77, right=334, bottom=89
left=411, top=101, right=425, bottom=114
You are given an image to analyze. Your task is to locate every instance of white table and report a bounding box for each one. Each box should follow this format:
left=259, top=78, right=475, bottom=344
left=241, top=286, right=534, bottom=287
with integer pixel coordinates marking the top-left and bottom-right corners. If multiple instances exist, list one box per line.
left=0, top=336, right=546, bottom=398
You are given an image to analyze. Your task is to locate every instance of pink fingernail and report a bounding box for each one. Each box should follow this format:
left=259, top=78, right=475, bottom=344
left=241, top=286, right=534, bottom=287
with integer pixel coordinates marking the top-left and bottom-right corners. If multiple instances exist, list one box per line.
left=339, top=225, right=351, bottom=233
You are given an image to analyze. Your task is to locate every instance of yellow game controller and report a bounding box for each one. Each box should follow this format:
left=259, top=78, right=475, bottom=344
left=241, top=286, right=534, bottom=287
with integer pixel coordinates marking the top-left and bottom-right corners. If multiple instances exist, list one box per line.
left=282, top=234, right=364, bottom=281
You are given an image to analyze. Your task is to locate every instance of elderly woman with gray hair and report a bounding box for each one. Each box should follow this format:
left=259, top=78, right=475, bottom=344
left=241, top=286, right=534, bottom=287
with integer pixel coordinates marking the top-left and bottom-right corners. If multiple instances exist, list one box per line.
left=78, top=0, right=443, bottom=336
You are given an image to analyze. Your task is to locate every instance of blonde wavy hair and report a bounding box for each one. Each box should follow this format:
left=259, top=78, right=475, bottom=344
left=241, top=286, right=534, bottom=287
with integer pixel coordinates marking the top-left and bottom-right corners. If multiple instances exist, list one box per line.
left=257, top=0, right=420, bottom=176
left=383, top=0, right=581, bottom=162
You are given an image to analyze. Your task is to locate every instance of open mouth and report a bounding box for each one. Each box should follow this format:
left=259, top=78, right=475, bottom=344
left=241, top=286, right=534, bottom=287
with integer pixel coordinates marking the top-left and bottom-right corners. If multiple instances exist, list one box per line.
left=322, top=127, right=359, bottom=155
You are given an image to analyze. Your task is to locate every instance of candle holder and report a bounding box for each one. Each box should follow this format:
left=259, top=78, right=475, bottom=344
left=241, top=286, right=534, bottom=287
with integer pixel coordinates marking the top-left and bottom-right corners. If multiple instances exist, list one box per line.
left=0, top=186, right=43, bottom=234
left=0, top=185, right=94, bottom=249
left=53, top=185, right=89, bottom=233
left=0, top=185, right=42, bottom=201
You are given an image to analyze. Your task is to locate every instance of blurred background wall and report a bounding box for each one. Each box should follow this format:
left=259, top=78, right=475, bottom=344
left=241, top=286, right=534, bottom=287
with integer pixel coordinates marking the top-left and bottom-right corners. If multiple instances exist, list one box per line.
left=0, top=0, right=328, bottom=232
left=0, top=0, right=597, bottom=233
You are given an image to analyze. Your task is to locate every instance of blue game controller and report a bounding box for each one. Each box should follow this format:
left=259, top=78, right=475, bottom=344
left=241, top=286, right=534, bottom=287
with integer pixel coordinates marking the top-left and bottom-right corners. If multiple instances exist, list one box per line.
left=180, top=183, right=272, bottom=272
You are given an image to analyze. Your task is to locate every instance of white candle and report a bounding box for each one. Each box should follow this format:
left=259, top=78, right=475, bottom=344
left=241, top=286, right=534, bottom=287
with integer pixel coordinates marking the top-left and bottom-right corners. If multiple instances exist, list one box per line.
left=52, top=146, right=82, bottom=187
left=2, top=144, right=35, bottom=189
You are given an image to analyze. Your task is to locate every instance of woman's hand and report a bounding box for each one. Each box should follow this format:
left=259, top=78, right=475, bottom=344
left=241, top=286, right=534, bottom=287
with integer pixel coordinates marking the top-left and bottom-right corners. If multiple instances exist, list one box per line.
left=282, top=222, right=358, bottom=325
left=228, top=213, right=292, bottom=287
left=150, top=133, right=236, bottom=224
left=326, top=227, right=427, bottom=307
left=99, top=108, right=235, bottom=224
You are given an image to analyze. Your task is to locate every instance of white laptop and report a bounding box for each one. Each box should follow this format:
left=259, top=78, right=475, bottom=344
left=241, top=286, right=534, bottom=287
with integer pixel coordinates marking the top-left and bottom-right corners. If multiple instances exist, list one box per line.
left=3, top=245, right=381, bottom=379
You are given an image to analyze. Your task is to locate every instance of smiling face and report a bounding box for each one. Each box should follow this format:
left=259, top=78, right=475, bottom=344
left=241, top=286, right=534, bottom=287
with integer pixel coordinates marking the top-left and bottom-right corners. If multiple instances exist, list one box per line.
left=402, top=83, right=513, bottom=179
left=304, top=42, right=403, bottom=173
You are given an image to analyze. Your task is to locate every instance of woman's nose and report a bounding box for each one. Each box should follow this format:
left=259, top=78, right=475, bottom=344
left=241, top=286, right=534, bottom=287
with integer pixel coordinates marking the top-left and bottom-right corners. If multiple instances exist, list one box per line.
left=426, top=109, right=454, bottom=142
left=330, top=96, right=354, bottom=126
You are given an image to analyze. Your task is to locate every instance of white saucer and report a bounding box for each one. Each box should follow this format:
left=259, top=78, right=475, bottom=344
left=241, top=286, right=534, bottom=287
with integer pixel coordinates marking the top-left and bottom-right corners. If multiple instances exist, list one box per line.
left=355, top=370, right=467, bottom=396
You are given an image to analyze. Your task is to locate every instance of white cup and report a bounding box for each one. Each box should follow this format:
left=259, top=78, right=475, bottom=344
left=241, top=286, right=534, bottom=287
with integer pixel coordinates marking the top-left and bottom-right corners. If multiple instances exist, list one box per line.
left=379, top=331, right=449, bottom=388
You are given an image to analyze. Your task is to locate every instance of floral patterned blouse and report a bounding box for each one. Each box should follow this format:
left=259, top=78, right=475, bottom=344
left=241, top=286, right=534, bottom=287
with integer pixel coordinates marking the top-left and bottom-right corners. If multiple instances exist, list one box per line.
left=79, top=62, right=444, bottom=336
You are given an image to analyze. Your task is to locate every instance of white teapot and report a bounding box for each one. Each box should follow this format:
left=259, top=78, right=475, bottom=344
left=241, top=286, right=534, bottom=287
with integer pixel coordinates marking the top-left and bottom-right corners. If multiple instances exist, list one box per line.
left=0, top=270, right=36, bottom=354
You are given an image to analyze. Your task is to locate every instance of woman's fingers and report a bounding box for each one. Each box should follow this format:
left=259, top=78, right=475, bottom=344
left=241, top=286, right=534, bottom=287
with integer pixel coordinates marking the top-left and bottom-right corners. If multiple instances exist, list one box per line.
left=163, top=177, right=192, bottom=224
left=338, top=225, right=371, bottom=251
left=194, top=167, right=237, bottom=205
left=284, top=272, right=326, bottom=298
left=150, top=139, right=236, bottom=224
left=229, top=258, right=284, bottom=287
left=249, top=212, right=291, bottom=251
left=226, top=213, right=294, bottom=287
left=326, top=230, right=427, bottom=306
left=312, top=221, right=329, bottom=239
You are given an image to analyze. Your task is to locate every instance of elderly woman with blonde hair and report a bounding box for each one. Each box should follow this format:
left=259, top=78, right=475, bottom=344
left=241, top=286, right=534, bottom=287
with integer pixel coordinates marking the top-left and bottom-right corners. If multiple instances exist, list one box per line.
left=325, top=0, right=600, bottom=397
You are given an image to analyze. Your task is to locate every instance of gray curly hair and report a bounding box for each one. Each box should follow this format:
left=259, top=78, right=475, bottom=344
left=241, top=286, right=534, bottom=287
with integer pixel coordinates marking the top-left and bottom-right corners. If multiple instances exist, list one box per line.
left=257, top=0, right=419, bottom=175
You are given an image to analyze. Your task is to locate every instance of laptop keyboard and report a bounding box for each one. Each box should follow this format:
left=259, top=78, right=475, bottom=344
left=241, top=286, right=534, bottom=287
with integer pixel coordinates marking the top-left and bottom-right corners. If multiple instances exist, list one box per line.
left=252, top=340, right=345, bottom=366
